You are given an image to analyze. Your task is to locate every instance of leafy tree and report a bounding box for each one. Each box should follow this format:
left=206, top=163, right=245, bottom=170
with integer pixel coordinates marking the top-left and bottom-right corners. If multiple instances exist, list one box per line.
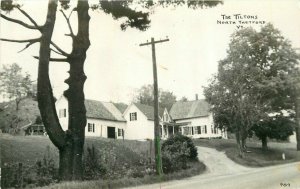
left=251, top=115, right=295, bottom=150
left=179, top=96, right=188, bottom=102
left=135, top=84, right=155, bottom=106
left=160, top=91, right=177, bottom=111
left=1, top=0, right=222, bottom=180
left=289, top=66, right=300, bottom=150
left=204, top=24, right=298, bottom=156
left=134, top=84, right=176, bottom=111
left=0, top=63, right=33, bottom=110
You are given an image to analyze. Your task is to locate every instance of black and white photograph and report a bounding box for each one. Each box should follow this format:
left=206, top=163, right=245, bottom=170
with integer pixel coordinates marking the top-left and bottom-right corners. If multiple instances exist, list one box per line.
left=0, top=0, right=300, bottom=188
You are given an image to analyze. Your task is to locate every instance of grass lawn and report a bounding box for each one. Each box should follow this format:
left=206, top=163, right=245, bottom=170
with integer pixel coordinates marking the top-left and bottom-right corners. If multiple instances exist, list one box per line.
left=193, top=138, right=300, bottom=167
left=0, top=134, right=206, bottom=189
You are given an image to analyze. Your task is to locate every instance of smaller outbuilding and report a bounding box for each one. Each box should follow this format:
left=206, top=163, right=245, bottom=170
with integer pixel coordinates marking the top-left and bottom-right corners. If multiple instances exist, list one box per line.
left=56, top=95, right=126, bottom=139
left=24, top=124, right=46, bottom=136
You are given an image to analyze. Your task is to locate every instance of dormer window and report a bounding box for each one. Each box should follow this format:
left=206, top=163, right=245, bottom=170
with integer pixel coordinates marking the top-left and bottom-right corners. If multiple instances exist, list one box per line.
left=130, top=112, right=137, bottom=121
left=164, top=113, right=168, bottom=122
left=59, top=109, right=66, bottom=118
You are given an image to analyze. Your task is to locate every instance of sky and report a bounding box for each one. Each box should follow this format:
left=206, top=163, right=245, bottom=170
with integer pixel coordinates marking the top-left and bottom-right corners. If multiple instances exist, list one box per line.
left=1, top=0, right=300, bottom=103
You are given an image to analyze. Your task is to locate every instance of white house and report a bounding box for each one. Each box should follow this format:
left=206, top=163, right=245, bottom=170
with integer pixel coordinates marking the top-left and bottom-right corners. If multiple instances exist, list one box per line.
left=56, top=95, right=227, bottom=140
left=163, top=99, right=227, bottom=139
left=56, top=95, right=126, bottom=139
left=123, top=103, right=163, bottom=140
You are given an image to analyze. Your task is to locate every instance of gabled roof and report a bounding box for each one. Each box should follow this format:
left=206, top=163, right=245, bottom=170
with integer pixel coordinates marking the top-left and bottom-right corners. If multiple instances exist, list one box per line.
left=133, top=103, right=163, bottom=121
left=85, top=99, right=126, bottom=122
left=169, top=99, right=210, bottom=120
left=162, top=108, right=173, bottom=123
left=113, top=103, right=128, bottom=114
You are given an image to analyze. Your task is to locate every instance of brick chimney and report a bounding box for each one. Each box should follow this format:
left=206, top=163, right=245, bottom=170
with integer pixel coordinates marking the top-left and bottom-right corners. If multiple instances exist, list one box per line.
left=195, top=94, right=198, bottom=100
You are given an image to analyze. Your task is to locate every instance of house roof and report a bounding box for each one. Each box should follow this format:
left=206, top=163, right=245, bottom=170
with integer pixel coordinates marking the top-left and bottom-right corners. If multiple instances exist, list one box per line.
left=169, top=99, right=210, bottom=120
left=134, top=103, right=163, bottom=121
left=113, top=103, right=128, bottom=114
left=85, top=99, right=126, bottom=122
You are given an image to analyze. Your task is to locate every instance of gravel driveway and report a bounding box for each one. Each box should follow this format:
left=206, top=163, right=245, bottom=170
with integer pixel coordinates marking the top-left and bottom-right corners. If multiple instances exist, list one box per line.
left=197, top=146, right=252, bottom=176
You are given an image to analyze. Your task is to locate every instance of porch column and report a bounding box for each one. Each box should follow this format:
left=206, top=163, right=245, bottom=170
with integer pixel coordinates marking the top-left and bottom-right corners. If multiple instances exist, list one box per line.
left=172, top=126, right=174, bottom=135
left=167, top=125, right=169, bottom=138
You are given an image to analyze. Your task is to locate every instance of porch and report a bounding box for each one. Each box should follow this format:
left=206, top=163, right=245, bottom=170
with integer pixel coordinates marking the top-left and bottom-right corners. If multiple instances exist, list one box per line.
left=160, top=121, right=191, bottom=139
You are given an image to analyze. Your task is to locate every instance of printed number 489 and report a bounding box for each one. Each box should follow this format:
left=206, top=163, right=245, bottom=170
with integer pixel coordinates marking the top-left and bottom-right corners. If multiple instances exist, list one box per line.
left=280, top=183, right=290, bottom=187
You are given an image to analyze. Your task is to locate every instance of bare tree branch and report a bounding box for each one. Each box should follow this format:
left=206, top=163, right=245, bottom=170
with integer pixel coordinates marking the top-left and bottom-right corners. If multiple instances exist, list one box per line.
left=16, top=7, right=41, bottom=30
left=1, top=38, right=40, bottom=43
left=60, top=10, right=75, bottom=37
left=18, top=39, right=40, bottom=53
left=68, top=9, right=75, bottom=19
left=1, top=38, right=41, bottom=53
left=0, top=13, right=39, bottom=30
left=33, top=56, right=69, bottom=62
left=51, top=48, right=63, bottom=56
left=64, top=33, right=73, bottom=37
left=50, top=41, right=70, bottom=57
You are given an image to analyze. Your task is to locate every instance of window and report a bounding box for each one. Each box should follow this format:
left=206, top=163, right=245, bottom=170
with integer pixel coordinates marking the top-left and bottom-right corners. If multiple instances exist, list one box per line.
left=201, top=125, right=207, bottom=134
left=88, top=123, right=95, bottom=133
left=183, top=127, right=189, bottom=135
left=59, top=109, right=66, bottom=118
left=118, top=128, right=123, bottom=137
left=130, top=112, right=137, bottom=121
left=183, top=127, right=193, bottom=135
left=194, top=126, right=201, bottom=134
left=164, top=114, right=168, bottom=122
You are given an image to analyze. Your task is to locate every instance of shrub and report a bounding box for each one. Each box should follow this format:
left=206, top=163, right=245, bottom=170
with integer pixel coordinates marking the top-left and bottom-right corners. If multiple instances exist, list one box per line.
left=1, top=146, right=58, bottom=188
left=161, top=134, right=198, bottom=173
left=163, top=134, right=198, bottom=160
left=84, top=145, right=107, bottom=180
left=35, top=146, right=58, bottom=186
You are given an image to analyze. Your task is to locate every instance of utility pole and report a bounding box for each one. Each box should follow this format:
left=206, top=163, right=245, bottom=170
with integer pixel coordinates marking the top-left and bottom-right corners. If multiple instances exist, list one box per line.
left=140, top=37, right=169, bottom=175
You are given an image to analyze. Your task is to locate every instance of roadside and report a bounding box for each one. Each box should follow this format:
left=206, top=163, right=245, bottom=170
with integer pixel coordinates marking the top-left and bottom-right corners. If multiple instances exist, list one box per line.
left=0, top=135, right=206, bottom=189
left=127, top=146, right=300, bottom=189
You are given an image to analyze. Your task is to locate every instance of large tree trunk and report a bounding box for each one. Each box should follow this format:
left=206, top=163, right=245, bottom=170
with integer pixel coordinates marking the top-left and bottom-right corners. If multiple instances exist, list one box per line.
left=261, top=135, right=268, bottom=151
left=241, top=129, right=248, bottom=151
left=62, top=0, right=90, bottom=180
left=37, top=0, right=66, bottom=150
left=235, top=131, right=244, bottom=158
left=37, top=0, right=90, bottom=181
